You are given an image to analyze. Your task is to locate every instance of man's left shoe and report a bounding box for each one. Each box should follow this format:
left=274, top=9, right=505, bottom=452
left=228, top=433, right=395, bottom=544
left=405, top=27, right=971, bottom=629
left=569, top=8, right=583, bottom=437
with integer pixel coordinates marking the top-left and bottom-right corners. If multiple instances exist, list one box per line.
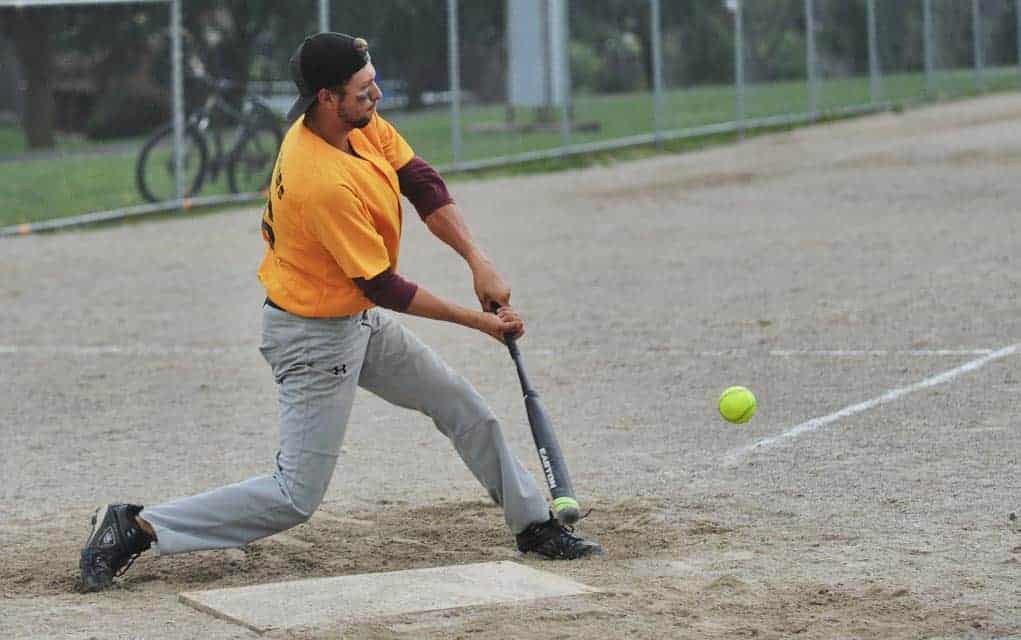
left=515, top=515, right=603, bottom=560
left=79, top=503, right=152, bottom=592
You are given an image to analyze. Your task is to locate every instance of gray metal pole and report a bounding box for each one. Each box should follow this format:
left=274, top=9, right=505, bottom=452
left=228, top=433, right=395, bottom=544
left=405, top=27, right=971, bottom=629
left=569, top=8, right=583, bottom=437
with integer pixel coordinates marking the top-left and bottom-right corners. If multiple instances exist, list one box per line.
left=447, top=0, right=462, bottom=167
left=1017, top=0, right=1021, bottom=82
left=735, top=0, right=745, bottom=135
left=318, top=0, right=330, bottom=32
left=650, top=0, right=665, bottom=147
left=924, top=0, right=935, bottom=96
left=805, top=0, right=818, bottom=115
left=866, top=0, right=881, bottom=103
left=171, top=0, right=184, bottom=201
left=739, top=0, right=747, bottom=133
left=973, top=0, right=985, bottom=91
left=554, top=0, right=571, bottom=151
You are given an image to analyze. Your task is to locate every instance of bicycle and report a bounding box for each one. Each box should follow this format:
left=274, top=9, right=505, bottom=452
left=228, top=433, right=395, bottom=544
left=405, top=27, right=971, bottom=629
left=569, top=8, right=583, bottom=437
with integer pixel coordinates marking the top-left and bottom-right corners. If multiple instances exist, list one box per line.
left=135, top=74, right=283, bottom=203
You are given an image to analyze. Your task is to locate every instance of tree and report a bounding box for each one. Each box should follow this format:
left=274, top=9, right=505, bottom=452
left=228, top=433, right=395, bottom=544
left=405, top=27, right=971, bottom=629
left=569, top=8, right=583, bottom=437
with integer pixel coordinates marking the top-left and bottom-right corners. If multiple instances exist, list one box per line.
left=335, top=1, right=449, bottom=110
left=741, top=0, right=805, bottom=81
left=569, top=0, right=650, bottom=92
left=181, top=1, right=311, bottom=98
left=665, top=0, right=734, bottom=86
left=2, top=7, right=58, bottom=148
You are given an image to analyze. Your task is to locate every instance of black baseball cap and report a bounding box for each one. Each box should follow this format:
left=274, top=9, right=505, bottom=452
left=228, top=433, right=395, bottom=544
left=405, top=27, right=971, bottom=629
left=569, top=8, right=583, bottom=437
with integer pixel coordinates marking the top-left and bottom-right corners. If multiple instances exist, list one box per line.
left=286, top=32, right=371, bottom=122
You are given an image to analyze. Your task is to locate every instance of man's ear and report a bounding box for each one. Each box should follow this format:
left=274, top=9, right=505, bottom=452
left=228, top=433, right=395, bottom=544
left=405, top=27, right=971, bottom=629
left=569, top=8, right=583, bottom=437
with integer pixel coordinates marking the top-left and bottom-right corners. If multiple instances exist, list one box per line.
left=316, top=87, right=335, bottom=107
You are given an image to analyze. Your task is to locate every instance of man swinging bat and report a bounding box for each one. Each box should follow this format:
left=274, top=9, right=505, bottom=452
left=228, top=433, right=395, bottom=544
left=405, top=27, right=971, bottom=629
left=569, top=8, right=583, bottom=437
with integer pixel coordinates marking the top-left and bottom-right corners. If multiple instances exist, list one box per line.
left=79, top=32, right=601, bottom=592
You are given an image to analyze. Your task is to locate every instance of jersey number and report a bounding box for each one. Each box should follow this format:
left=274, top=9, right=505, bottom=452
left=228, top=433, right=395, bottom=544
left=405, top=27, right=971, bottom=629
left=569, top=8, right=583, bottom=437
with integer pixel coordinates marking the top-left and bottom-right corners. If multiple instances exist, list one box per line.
left=261, top=199, right=276, bottom=250
left=261, top=169, right=283, bottom=250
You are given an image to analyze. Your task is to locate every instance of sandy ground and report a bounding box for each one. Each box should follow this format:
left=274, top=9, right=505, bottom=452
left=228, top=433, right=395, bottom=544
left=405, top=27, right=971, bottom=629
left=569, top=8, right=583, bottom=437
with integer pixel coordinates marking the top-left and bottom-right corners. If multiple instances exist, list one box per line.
left=2, top=93, right=1020, bottom=639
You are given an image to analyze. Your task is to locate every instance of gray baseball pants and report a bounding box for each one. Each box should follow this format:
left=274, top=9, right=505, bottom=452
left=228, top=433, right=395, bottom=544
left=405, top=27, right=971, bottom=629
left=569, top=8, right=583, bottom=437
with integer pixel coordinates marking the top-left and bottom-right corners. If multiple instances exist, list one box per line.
left=141, top=305, right=550, bottom=555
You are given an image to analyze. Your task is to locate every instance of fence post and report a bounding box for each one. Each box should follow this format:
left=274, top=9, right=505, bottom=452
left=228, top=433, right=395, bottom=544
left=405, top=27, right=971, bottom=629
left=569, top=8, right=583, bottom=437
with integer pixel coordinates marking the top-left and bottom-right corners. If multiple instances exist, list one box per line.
left=924, top=0, right=935, bottom=96
left=318, top=0, right=330, bottom=32
left=447, top=0, right=462, bottom=168
left=734, top=0, right=745, bottom=136
left=805, top=0, right=818, bottom=115
left=650, top=0, right=665, bottom=148
left=553, top=0, right=572, bottom=152
left=973, top=0, right=985, bottom=91
left=866, top=0, right=881, bottom=103
left=170, top=0, right=184, bottom=201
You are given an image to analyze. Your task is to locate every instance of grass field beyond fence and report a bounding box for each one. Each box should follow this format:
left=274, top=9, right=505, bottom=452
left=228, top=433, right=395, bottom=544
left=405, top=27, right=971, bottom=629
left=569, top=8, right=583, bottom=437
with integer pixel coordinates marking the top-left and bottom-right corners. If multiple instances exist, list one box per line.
left=2, top=67, right=1019, bottom=229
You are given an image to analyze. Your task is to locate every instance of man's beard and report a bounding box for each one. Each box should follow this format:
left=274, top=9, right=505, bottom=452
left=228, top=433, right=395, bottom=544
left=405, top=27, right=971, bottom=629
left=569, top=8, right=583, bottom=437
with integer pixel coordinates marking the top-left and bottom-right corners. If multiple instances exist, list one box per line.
left=350, top=115, right=372, bottom=128
left=337, top=103, right=373, bottom=129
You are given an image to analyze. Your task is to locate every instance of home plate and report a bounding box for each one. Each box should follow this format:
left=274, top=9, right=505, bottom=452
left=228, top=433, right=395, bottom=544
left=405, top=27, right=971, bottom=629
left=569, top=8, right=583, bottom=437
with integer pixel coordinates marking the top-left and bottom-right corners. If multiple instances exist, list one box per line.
left=179, top=561, right=599, bottom=634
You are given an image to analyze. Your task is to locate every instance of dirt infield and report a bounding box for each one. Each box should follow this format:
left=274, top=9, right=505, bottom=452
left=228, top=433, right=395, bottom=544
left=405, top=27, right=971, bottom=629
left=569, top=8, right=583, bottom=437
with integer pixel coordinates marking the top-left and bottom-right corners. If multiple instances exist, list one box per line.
left=2, top=93, right=1019, bottom=639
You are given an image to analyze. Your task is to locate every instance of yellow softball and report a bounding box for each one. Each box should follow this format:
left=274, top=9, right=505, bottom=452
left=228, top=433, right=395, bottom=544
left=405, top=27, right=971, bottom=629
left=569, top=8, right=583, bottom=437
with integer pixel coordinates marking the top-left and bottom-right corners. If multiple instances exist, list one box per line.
left=718, top=386, right=757, bottom=424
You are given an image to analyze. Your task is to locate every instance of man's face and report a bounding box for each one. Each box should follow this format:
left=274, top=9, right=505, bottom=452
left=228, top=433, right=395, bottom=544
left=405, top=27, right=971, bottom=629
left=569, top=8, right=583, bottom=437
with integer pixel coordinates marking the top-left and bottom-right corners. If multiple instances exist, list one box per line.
left=334, top=63, right=381, bottom=129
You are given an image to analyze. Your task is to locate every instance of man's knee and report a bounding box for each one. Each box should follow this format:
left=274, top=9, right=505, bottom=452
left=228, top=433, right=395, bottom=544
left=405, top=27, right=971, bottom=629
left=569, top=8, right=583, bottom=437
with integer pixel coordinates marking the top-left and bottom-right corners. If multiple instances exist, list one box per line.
left=448, top=414, right=502, bottom=447
left=430, top=376, right=493, bottom=424
left=275, top=472, right=329, bottom=522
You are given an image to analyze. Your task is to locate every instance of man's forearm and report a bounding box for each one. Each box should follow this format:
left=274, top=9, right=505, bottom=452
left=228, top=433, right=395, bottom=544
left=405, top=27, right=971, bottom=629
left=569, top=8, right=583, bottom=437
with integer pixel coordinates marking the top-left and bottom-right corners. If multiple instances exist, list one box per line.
left=403, top=283, right=483, bottom=330
left=424, top=203, right=489, bottom=268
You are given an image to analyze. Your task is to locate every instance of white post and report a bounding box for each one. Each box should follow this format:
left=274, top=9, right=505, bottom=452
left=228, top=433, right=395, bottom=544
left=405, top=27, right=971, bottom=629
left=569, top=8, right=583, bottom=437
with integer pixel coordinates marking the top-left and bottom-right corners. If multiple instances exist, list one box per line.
left=866, top=0, right=881, bottom=103
left=1017, top=0, right=1021, bottom=82
left=805, top=0, right=818, bottom=115
left=170, top=0, right=184, bottom=201
left=924, top=0, right=936, bottom=96
left=973, top=0, right=985, bottom=91
left=650, top=0, right=665, bottom=147
left=552, top=0, right=572, bottom=151
left=447, top=0, right=462, bottom=167
left=318, top=0, right=330, bottom=32
left=735, top=0, right=745, bottom=134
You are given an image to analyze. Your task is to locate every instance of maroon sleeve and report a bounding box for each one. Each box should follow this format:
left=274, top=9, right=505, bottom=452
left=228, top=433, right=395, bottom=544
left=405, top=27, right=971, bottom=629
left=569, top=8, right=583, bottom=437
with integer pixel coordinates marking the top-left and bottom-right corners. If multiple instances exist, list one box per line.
left=397, top=156, right=454, bottom=220
left=352, top=268, right=419, bottom=312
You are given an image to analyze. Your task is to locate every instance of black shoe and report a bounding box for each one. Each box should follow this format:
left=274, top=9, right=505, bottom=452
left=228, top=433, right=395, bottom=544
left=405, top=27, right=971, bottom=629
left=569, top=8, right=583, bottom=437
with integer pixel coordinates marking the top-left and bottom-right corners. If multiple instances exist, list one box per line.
left=79, top=504, right=152, bottom=592
left=515, top=515, right=603, bottom=560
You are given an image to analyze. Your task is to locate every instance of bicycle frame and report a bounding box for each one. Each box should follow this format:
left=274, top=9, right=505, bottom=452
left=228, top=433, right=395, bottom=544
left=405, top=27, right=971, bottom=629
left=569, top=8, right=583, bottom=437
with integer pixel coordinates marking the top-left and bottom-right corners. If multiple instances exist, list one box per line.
left=136, top=73, right=282, bottom=203
left=187, top=79, right=277, bottom=182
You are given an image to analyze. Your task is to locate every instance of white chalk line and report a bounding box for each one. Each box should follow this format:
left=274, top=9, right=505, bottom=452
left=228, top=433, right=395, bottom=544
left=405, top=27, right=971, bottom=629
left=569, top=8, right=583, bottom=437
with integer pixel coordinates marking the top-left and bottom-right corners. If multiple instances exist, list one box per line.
left=0, top=345, right=1006, bottom=358
left=0, top=344, right=245, bottom=356
left=724, top=342, right=1020, bottom=466
left=765, top=349, right=994, bottom=357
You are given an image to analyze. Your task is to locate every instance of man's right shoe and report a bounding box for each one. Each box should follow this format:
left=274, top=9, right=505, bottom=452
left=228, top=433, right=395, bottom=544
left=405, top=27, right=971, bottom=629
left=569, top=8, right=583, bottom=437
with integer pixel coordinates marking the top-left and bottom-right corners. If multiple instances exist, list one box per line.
left=79, top=503, right=152, bottom=592
left=515, top=515, right=603, bottom=560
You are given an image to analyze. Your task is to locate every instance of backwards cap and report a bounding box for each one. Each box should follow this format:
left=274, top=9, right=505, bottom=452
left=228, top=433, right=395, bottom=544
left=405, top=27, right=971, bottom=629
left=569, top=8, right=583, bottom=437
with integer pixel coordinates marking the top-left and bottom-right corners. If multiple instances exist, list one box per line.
left=286, top=32, right=371, bottom=122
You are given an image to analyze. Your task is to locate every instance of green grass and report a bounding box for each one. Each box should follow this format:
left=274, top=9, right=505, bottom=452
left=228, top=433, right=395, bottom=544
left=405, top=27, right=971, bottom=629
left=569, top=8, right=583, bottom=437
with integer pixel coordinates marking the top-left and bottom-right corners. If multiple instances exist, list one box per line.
left=2, top=66, right=1018, bottom=229
left=386, top=66, right=1019, bottom=167
left=0, top=125, right=145, bottom=157
left=0, top=125, right=26, bottom=155
left=0, top=144, right=234, bottom=226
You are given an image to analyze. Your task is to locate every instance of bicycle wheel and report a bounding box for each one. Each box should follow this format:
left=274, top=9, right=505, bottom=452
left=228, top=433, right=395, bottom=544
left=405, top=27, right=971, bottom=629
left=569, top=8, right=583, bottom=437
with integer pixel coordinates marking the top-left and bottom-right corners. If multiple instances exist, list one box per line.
left=227, top=120, right=282, bottom=195
left=135, top=123, right=208, bottom=203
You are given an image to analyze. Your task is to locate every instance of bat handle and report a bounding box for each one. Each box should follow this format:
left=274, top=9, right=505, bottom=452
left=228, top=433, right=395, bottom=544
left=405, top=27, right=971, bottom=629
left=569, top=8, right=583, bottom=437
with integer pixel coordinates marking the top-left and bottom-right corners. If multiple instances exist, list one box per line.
left=489, top=302, right=521, bottom=356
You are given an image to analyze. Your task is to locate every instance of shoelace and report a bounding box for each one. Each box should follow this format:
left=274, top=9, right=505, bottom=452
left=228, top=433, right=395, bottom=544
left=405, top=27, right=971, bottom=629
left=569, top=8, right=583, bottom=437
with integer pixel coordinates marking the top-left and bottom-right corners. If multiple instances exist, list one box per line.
left=114, top=525, right=149, bottom=577
left=559, top=507, right=595, bottom=535
left=555, top=509, right=598, bottom=554
left=85, top=547, right=140, bottom=579
left=114, top=552, right=143, bottom=577
left=553, top=522, right=588, bottom=550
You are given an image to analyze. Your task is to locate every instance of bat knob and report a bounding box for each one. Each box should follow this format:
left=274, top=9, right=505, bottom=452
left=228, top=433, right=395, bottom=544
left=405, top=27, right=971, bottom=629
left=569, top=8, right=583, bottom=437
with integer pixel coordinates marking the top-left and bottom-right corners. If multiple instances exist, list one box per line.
left=552, top=497, right=581, bottom=526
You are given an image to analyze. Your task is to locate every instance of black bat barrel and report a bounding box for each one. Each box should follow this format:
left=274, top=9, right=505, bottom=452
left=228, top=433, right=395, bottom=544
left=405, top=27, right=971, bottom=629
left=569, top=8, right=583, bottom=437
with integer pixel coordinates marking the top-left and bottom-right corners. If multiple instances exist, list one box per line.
left=493, top=304, right=581, bottom=524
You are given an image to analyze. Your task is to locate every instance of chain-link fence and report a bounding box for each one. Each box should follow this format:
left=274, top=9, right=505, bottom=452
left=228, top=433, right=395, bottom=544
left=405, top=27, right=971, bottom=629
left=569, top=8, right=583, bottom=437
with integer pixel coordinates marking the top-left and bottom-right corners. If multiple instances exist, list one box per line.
left=2, top=0, right=1020, bottom=235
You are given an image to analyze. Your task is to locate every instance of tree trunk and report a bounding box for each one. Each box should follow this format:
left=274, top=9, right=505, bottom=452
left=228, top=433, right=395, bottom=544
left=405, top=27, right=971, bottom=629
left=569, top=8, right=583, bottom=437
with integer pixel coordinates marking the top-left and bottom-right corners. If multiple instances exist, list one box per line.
left=406, top=69, right=426, bottom=111
left=9, top=9, right=56, bottom=149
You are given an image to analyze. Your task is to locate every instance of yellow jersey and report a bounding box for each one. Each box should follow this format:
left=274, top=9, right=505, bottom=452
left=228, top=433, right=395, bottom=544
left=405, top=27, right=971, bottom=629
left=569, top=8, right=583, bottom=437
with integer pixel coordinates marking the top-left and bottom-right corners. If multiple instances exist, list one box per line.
left=258, top=113, right=415, bottom=317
